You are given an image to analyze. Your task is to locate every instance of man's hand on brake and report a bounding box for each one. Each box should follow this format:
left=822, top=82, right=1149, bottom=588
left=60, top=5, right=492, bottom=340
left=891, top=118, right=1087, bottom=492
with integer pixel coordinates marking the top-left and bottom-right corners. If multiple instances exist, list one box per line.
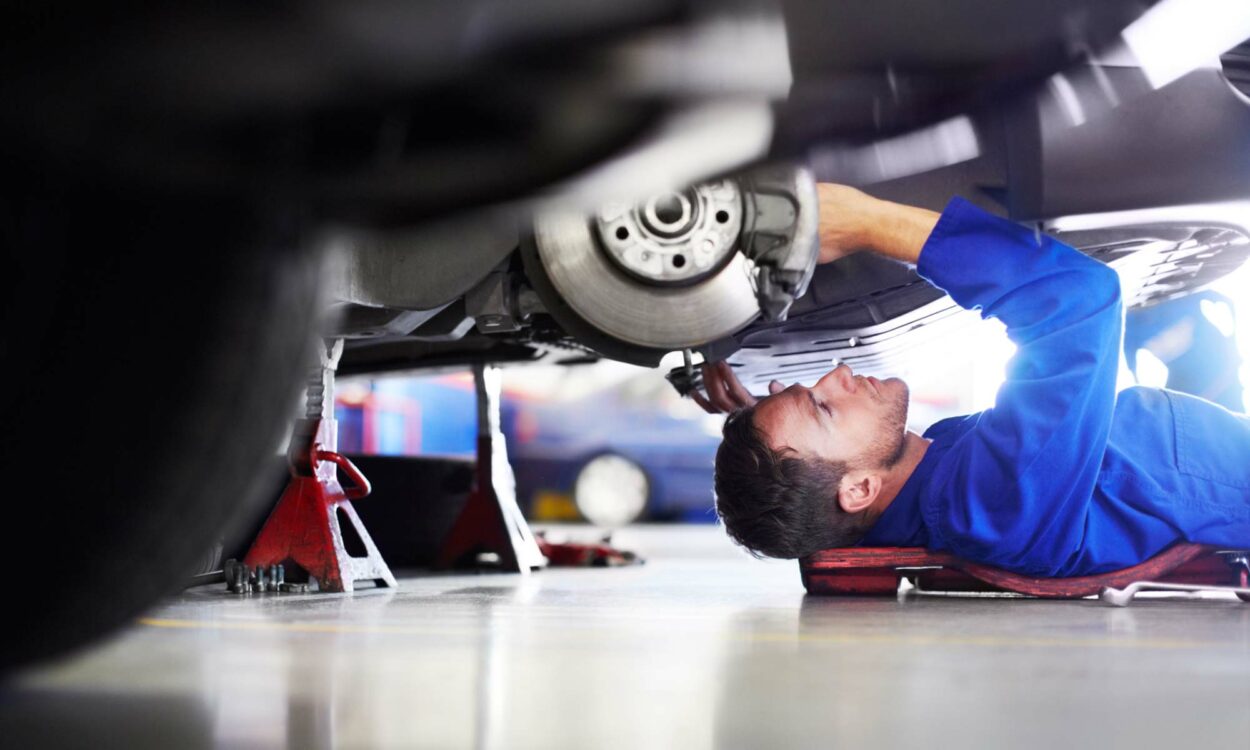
left=816, top=183, right=875, bottom=264
left=817, top=182, right=940, bottom=265
left=690, top=361, right=785, bottom=415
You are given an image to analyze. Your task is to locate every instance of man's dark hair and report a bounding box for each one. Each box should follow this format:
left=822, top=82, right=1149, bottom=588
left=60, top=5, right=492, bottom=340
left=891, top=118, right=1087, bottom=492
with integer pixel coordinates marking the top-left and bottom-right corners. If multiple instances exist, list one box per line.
left=714, top=405, right=870, bottom=559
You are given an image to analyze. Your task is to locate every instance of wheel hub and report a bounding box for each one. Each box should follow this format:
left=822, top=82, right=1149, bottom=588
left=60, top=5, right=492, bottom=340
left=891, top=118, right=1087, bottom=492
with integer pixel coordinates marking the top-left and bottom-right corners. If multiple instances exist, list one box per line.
left=594, top=181, right=742, bottom=286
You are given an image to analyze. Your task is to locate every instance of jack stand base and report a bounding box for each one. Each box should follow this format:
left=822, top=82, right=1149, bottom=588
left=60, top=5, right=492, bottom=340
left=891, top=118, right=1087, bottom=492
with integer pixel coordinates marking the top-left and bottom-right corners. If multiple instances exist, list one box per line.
left=244, top=418, right=397, bottom=593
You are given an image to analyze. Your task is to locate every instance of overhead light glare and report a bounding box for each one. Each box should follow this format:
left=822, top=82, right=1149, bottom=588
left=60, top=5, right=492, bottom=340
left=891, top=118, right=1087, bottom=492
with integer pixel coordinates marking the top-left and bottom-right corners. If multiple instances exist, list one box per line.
left=1122, top=0, right=1250, bottom=88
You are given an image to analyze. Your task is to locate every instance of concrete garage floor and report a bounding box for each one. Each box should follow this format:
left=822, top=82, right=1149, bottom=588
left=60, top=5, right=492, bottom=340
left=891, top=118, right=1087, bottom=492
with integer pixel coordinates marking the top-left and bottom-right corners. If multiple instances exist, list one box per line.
left=3, top=526, right=1249, bottom=749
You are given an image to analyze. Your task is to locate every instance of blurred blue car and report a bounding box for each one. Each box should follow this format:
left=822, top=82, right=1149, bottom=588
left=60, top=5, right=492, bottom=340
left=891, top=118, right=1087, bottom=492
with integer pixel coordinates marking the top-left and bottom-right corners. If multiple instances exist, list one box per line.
left=502, top=371, right=722, bottom=525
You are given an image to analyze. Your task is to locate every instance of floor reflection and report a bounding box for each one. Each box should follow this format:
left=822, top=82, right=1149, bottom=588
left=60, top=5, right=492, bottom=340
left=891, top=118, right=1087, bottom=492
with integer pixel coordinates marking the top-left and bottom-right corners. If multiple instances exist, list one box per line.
left=2, top=532, right=1248, bottom=749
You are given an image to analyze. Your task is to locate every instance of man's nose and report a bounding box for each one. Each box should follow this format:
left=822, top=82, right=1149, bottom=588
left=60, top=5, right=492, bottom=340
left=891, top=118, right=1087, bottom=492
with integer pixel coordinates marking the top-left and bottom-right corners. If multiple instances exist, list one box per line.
left=835, top=364, right=855, bottom=390
left=815, top=363, right=855, bottom=393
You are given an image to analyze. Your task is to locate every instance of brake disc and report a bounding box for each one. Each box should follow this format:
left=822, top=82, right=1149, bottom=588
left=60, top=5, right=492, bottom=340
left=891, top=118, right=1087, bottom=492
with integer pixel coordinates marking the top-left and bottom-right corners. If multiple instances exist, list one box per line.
left=531, top=165, right=818, bottom=352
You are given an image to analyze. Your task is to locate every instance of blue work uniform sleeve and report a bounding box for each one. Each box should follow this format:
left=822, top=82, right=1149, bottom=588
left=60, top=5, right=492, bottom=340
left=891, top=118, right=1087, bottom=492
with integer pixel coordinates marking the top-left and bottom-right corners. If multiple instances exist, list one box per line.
left=915, top=197, right=1123, bottom=576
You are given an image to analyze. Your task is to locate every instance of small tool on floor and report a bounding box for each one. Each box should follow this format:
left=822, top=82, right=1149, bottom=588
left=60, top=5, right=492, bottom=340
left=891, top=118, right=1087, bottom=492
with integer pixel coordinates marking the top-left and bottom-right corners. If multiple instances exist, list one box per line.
left=223, top=560, right=310, bottom=594
left=535, top=532, right=643, bottom=567
left=1099, top=580, right=1250, bottom=606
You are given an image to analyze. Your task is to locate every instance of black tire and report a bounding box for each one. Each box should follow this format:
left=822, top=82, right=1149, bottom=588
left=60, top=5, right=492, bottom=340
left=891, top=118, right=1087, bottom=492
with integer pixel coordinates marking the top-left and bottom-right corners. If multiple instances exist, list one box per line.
left=0, top=173, right=324, bottom=671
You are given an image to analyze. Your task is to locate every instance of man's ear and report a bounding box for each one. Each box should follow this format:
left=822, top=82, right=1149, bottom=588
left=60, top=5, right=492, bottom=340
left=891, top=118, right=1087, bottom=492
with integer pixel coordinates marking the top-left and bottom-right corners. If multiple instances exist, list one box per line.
left=837, top=471, right=881, bottom=514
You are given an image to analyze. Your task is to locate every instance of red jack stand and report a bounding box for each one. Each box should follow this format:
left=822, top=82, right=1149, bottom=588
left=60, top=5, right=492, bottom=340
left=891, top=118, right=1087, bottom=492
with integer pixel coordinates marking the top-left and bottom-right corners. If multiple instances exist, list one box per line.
left=437, top=364, right=546, bottom=573
left=244, top=340, right=397, bottom=593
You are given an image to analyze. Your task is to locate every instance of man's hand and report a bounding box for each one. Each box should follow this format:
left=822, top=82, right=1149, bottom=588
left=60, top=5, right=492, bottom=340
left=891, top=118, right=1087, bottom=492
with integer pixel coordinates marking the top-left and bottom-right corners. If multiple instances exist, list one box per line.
left=690, top=361, right=785, bottom=415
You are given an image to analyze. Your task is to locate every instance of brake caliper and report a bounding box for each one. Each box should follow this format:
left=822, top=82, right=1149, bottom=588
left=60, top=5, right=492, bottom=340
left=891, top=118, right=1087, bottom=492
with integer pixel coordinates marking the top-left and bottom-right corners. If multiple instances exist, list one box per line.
left=737, top=164, right=820, bottom=323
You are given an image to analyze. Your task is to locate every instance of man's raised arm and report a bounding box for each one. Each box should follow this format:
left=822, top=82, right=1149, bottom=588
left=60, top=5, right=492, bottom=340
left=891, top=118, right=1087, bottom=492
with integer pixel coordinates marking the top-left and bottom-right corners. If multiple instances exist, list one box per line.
left=814, top=184, right=939, bottom=265
left=915, top=198, right=1123, bottom=576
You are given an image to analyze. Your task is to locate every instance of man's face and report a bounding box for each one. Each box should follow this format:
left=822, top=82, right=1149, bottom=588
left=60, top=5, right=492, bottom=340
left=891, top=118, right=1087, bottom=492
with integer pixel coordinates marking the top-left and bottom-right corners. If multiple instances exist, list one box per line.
left=752, top=363, right=911, bottom=469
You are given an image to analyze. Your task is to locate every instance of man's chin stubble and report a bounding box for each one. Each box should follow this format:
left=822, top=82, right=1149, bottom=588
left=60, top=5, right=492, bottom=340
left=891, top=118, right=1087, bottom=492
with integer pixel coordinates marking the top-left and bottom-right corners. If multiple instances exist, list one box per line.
left=881, top=388, right=910, bottom=467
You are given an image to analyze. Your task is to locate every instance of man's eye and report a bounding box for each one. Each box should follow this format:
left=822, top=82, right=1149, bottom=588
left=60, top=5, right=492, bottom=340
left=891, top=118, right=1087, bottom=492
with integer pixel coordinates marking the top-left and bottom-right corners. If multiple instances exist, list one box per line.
left=820, top=402, right=834, bottom=418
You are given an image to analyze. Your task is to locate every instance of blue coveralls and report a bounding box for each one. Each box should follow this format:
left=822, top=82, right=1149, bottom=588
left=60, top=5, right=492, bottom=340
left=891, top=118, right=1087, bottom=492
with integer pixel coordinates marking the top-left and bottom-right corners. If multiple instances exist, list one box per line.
left=860, top=198, right=1250, bottom=577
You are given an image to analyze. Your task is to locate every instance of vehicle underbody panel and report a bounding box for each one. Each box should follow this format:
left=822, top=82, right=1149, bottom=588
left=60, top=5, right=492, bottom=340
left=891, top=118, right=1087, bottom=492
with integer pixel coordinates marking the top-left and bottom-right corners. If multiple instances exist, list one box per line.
left=336, top=63, right=1250, bottom=384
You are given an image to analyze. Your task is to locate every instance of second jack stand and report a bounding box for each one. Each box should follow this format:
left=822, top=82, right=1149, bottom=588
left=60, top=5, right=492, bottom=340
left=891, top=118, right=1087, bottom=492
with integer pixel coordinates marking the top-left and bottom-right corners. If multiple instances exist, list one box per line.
left=244, top=340, right=397, bottom=593
left=437, top=364, right=546, bottom=572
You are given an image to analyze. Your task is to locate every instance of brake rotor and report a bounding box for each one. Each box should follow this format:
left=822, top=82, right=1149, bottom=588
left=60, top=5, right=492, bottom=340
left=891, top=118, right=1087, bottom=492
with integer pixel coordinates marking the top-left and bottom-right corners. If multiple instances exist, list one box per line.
left=532, top=179, right=759, bottom=351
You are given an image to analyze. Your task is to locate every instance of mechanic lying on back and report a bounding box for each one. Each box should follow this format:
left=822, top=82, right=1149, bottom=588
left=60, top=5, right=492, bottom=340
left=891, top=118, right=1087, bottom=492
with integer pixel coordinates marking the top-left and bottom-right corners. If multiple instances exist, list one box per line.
left=696, top=184, right=1250, bottom=577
